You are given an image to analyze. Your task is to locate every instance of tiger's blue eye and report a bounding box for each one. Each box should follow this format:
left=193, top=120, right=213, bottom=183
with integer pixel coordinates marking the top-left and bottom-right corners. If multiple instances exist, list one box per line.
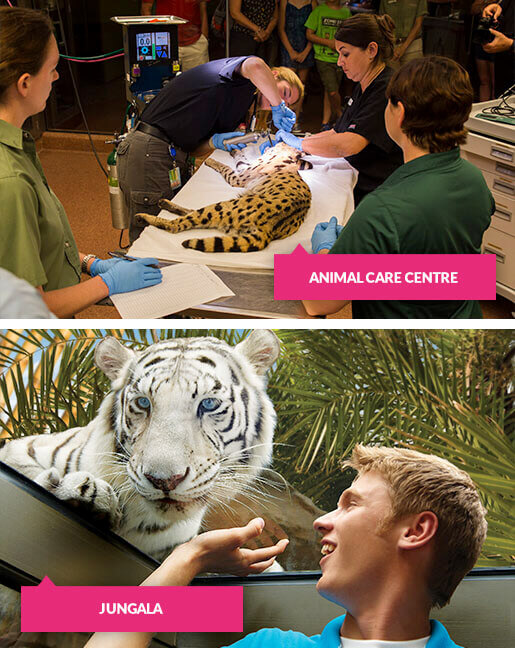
left=199, top=398, right=220, bottom=413
left=136, top=396, right=151, bottom=410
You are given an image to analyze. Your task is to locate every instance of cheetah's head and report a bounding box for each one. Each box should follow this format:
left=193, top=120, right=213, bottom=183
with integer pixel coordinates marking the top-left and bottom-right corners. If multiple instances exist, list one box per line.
left=254, top=142, right=311, bottom=173
left=232, top=141, right=312, bottom=174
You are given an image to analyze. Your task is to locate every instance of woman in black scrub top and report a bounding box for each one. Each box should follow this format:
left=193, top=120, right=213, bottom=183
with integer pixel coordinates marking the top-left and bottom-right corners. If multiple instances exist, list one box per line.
left=274, top=14, right=404, bottom=207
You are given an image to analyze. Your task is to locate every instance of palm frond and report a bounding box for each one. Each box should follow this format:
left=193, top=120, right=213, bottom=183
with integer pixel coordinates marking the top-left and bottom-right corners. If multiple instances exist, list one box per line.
left=1, top=328, right=513, bottom=567
left=270, top=329, right=514, bottom=566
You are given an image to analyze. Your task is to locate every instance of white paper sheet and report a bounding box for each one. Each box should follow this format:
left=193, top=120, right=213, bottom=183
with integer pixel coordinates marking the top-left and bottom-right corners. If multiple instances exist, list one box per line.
left=128, top=146, right=357, bottom=270
left=110, top=264, right=235, bottom=319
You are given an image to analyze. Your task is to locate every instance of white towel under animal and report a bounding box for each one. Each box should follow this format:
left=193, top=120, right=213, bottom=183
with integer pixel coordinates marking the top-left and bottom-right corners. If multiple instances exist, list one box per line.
left=129, top=145, right=357, bottom=271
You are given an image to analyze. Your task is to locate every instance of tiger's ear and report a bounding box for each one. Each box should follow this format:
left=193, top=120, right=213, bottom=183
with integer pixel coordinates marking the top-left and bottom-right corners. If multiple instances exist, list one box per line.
left=94, top=337, right=135, bottom=381
left=236, top=330, right=280, bottom=375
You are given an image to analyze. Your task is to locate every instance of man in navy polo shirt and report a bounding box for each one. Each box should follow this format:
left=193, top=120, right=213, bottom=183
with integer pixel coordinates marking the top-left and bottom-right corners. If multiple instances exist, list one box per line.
left=117, top=56, right=303, bottom=242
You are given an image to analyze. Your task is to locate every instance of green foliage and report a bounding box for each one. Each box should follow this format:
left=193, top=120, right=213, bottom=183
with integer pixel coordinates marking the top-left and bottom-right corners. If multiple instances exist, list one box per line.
left=0, top=329, right=248, bottom=438
left=269, top=329, right=514, bottom=566
left=0, top=328, right=513, bottom=567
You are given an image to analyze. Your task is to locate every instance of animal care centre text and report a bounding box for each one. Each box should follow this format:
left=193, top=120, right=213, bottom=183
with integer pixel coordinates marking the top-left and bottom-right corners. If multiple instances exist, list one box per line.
left=308, top=271, right=459, bottom=284
left=274, top=247, right=496, bottom=300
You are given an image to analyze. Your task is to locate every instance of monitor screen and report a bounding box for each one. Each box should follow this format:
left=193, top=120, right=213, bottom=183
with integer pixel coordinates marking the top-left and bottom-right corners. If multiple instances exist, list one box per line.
left=136, top=31, right=171, bottom=61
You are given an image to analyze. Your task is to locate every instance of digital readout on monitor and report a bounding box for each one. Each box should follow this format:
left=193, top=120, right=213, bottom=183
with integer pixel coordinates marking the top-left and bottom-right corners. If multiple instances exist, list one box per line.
left=136, top=32, right=171, bottom=61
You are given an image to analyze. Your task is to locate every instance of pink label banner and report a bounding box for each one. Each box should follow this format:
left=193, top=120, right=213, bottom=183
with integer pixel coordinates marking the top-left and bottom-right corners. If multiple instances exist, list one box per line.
left=274, top=246, right=497, bottom=300
left=21, top=577, right=243, bottom=632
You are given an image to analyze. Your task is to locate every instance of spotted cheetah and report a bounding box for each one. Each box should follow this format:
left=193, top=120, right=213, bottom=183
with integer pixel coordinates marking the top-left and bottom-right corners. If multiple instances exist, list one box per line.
left=136, top=142, right=312, bottom=253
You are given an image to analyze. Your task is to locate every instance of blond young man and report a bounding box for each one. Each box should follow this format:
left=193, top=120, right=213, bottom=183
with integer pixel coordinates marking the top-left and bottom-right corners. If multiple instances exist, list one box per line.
left=86, top=445, right=488, bottom=648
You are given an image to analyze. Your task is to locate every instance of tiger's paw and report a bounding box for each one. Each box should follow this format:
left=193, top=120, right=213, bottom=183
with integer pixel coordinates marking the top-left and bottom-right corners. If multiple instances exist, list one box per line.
left=36, top=469, right=122, bottom=529
left=34, top=467, right=62, bottom=490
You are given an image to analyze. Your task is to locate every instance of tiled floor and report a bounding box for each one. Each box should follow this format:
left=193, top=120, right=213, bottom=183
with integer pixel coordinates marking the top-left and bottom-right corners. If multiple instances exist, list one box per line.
left=37, top=130, right=513, bottom=320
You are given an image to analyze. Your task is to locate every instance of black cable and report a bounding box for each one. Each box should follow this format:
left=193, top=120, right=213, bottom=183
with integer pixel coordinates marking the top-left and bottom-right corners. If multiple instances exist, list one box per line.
left=55, top=2, right=108, bottom=178
left=480, top=84, right=515, bottom=118
left=118, top=228, right=129, bottom=250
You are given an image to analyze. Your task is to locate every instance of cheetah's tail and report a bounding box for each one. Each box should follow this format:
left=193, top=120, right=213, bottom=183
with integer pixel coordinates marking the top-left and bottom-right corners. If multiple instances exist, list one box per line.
left=182, top=234, right=268, bottom=253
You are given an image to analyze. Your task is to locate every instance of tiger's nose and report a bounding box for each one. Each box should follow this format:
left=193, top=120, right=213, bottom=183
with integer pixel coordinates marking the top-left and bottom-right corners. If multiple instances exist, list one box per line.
left=144, top=468, right=189, bottom=492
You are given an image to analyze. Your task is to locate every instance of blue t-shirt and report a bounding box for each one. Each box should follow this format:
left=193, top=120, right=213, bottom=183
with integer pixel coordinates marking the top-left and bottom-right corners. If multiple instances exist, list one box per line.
left=223, top=615, right=464, bottom=648
left=141, top=57, right=256, bottom=152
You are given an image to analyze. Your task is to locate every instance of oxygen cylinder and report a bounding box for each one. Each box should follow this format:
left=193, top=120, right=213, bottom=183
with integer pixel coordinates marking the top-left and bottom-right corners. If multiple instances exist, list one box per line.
left=107, top=149, right=129, bottom=230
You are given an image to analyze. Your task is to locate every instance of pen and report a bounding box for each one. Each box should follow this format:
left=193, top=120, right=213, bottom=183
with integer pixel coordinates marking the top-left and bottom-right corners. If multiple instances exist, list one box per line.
left=108, top=251, right=160, bottom=268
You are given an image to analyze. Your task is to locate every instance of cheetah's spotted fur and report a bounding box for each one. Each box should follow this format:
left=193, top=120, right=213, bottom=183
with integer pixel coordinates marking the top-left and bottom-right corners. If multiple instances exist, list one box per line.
left=136, top=142, right=312, bottom=253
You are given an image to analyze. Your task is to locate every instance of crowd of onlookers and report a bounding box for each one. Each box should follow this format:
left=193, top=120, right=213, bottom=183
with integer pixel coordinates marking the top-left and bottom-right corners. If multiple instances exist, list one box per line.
left=142, top=0, right=513, bottom=130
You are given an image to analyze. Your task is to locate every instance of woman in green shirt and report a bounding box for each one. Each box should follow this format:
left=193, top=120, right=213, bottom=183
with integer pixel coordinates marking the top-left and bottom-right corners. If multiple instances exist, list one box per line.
left=304, top=56, right=495, bottom=319
left=0, top=7, right=162, bottom=318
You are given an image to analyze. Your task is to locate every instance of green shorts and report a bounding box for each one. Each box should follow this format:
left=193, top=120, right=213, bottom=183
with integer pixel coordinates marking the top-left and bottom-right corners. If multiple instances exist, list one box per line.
left=316, top=59, right=343, bottom=93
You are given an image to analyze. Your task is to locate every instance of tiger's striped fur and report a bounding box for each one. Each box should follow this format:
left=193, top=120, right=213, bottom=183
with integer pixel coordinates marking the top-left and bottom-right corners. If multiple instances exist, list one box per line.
left=136, top=142, right=312, bottom=253
left=0, top=331, right=280, bottom=561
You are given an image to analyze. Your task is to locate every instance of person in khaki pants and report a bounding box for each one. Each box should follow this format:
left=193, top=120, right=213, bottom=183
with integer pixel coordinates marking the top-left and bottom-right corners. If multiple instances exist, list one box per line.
left=379, top=0, right=428, bottom=68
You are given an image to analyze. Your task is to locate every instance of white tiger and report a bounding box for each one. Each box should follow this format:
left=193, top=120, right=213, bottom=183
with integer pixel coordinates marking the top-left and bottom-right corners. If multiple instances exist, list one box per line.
left=0, top=330, right=280, bottom=561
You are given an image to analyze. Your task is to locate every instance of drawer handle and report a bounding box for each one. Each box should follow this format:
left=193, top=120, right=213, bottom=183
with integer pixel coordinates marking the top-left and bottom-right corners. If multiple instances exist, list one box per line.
left=494, top=207, right=512, bottom=222
left=495, top=163, right=515, bottom=177
left=484, top=247, right=505, bottom=264
left=493, top=180, right=514, bottom=195
left=491, top=147, right=513, bottom=162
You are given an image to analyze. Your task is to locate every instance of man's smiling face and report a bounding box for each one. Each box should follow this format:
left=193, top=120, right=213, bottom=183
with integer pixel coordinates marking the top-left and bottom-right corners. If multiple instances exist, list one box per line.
left=313, top=471, right=401, bottom=609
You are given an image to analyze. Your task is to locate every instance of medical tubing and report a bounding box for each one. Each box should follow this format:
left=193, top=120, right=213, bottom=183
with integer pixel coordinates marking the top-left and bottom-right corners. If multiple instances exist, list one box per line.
left=55, top=1, right=108, bottom=178
left=62, top=53, right=124, bottom=63
left=61, top=49, right=124, bottom=61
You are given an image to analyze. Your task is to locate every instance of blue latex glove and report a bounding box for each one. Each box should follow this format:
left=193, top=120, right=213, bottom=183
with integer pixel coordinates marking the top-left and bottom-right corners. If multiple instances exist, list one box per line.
left=100, top=258, right=162, bottom=295
left=271, top=101, right=296, bottom=132
left=211, top=132, right=248, bottom=151
left=259, top=140, right=273, bottom=155
left=90, top=257, right=126, bottom=277
left=275, top=129, right=303, bottom=151
left=311, top=217, right=342, bottom=254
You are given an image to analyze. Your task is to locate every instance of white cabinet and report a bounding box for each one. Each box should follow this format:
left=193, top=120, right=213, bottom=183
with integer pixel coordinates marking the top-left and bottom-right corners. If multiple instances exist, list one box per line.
left=461, top=105, right=515, bottom=303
